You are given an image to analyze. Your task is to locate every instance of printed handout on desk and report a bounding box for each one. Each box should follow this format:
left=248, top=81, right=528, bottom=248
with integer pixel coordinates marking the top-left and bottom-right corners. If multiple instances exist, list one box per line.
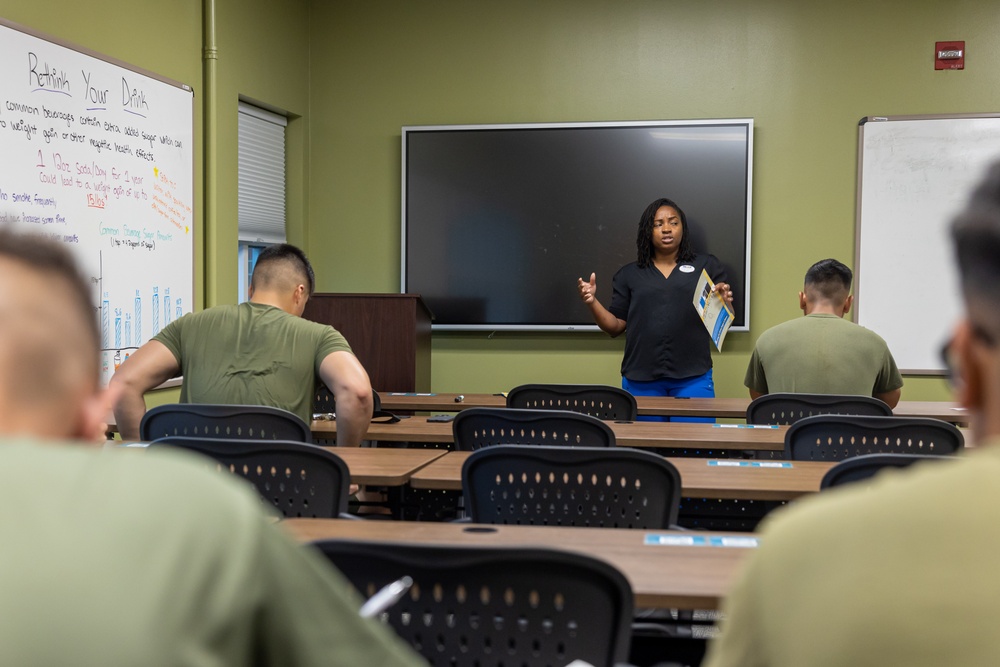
left=692, top=269, right=734, bottom=352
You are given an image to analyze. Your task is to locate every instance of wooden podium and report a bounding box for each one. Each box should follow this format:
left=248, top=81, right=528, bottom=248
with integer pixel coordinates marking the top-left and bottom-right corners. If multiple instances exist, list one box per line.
left=302, top=293, right=432, bottom=393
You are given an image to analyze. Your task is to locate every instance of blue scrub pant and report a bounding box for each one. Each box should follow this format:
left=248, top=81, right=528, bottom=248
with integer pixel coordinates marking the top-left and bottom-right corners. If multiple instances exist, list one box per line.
left=622, top=370, right=716, bottom=423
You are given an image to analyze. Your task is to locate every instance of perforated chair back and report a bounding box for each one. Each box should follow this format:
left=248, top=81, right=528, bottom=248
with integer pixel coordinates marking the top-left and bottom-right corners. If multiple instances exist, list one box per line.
left=507, top=383, right=638, bottom=420
left=140, top=403, right=311, bottom=442
left=820, top=453, right=954, bottom=489
left=463, top=445, right=681, bottom=528
left=311, top=541, right=633, bottom=667
left=452, top=408, right=616, bottom=451
left=785, top=415, right=964, bottom=461
left=313, top=385, right=386, bottom=416
left=746, top=393, right=892, bottom=425
left=149, top=437, right=350, bottom=518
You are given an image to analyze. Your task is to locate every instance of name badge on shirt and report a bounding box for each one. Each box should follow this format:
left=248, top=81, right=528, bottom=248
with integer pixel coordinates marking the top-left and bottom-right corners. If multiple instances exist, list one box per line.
left=679, top=264, right=695, bottom=273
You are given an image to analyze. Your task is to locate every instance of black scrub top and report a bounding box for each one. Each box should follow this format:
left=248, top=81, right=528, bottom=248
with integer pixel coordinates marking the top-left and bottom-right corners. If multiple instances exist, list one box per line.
left=607, top=254, right=728, bottom=382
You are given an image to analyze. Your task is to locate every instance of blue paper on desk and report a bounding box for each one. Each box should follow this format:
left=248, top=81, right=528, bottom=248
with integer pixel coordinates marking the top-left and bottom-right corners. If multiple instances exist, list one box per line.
left=644, top=534, right=760, bottom=548
left=708, top=460, right=792, bottom=468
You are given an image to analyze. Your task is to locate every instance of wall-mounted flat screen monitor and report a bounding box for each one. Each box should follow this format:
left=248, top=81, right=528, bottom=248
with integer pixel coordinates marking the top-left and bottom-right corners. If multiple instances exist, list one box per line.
left=402, top=119, right=753, bottom=331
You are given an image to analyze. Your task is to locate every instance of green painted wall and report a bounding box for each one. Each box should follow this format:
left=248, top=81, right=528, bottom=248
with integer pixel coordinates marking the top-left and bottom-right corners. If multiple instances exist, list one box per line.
left=6, top=0, right=985, bottom=404
left=307, top=0, right=997, bottom=400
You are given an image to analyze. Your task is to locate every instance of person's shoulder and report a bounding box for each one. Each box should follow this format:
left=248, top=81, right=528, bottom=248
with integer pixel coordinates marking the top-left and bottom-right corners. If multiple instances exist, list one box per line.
left=106, top=445, right=271, bottom=535
left=177, top=303, right=243, bottom=325
left=689, top=253, right=722, bottom=268
left=755, top=316, right=807, bottom=345
left=760, top=449, right=997, bottom=551
left=614, top=261, right=641, bottom=275
left=853, top=320, right=894, bottom=348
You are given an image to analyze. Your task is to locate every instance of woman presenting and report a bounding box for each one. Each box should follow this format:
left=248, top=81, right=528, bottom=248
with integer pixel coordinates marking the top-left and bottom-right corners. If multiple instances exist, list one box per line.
left=578, top=198, right=733, bottom=419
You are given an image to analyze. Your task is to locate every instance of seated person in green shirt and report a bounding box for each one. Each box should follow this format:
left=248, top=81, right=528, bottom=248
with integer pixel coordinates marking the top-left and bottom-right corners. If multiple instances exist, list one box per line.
left=112, top=243, right=373, bottom=442
left=744, top=258, right=903, bottom=407
left=0, top=229, right=423, bottom=667
left=705, top=162, right=1000, bottom=667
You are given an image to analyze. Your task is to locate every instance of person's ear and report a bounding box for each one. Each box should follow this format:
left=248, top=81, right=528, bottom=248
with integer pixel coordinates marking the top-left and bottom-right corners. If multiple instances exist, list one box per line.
left=292, top=284, right=309, bottom=314
left=798, top=291, right=807, bottom=313
left=75, top=383, right=120, bottom=443
left=953, top=320, right=983, bottom=411
left=842, top=295, right=853, bottom=316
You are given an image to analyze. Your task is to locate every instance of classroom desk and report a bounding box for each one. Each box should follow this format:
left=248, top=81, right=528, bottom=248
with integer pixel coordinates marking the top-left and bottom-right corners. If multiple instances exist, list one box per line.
left=283, top=518, right=755, bottom=610
left=114, top=442, right=448, bottom=487
left=379, top=393, right=969, bottom=424
left=313, top=417, right=788, bottom=452
left=408, top=451, right=834, bottom=501
left=324, top=447, right=447, bottom=486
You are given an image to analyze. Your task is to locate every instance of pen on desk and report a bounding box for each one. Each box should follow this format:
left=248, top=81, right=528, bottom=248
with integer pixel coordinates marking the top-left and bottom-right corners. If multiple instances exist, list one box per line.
left=455, top=394, right=465, bottom=402
left=359, top=576, right=413, bottom=618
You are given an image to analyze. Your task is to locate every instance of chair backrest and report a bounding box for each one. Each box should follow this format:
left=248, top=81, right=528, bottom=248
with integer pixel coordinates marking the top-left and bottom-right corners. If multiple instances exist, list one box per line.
left=149, top=437, right=350, bottom=518
left=507, top=383, right=638, bottom=420
left=746, top=393, right=892, bottom=425
left=313, top=385, right=384, bottom=415
left=463, top=445, right=681, bottom=528
left=820, top=453, right=954, bottom=489
left=140, top=403, right=311, bottom=442
left=311, top=541, right=633, bottom=667
left=452, top=408, right=616, bottom=451
left=785, top=414, right=964, bottom=461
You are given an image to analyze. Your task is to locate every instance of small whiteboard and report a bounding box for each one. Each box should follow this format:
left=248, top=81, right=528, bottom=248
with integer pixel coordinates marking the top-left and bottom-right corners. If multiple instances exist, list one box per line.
left=0, top=18, right=194, bottom=386
left=855, top=114, right=1000, bottom=374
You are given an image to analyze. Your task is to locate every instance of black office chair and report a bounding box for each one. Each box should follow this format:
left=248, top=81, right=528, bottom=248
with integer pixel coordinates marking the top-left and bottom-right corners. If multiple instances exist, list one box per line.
left=507, top=383, right=638, bottom=420
left=150, top=437, right=353, bottom=518
left=820, top=453, right=954, bottom=489
left=310, top=541, right=633, bottom=667
left=139, top=403, right=311, bottom=442
left=746, top=393, right=892, bottom=425
left=452, top=407, right=616, bottom=451
left=462, top=445, right=681, bottom=529
left=311, top=386, right=397, bottom=447
left=785, top=414, right=964, bottom=461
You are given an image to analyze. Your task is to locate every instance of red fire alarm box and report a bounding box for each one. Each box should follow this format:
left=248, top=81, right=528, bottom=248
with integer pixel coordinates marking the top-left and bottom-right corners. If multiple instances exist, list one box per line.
left=935, top=41, right=965, bottom=70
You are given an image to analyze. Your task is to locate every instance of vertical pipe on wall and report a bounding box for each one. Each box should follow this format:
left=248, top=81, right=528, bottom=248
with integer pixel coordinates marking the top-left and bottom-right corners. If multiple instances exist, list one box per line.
left=202, top=0, right=218, bottom=306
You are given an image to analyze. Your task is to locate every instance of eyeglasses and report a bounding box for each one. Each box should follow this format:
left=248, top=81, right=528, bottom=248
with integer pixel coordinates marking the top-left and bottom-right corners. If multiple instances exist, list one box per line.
left=940, top=338, right=960, bottom=388
left=940, top=323, right=996, bottom=387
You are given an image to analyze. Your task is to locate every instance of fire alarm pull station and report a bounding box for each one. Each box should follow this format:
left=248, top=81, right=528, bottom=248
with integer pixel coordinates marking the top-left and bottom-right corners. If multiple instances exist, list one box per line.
left=935, top=41, right=965, bottom=70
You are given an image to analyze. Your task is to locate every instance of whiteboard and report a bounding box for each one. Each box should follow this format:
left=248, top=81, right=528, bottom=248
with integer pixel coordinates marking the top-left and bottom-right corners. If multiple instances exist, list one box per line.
left=0, top=19, right=194, bottom=386
left=855, top=114, right=1000, bottom=374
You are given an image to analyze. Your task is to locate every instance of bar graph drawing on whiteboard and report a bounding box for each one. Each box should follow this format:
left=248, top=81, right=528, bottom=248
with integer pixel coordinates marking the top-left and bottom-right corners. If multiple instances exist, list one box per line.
left=96, top=251, right=190, bottom=385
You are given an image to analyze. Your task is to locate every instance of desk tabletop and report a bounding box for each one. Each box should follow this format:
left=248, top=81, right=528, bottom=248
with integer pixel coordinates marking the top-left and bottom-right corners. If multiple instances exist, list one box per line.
left=409, top=450, right=833, bottom=500
left=379, top=393, right=969, bottom=424
left=325, top=447, right=447, bottom=486
left=314, top=416, right=788, bottom=451
left=283, top=518, right=754, bottom=610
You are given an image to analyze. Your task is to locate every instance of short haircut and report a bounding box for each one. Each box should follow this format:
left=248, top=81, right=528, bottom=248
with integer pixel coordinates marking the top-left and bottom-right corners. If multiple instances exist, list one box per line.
left=952, top=160, right=1000, bottom=339
left=250, top=243, right=316, bottom=296
left=0, top=229, right=98, bottom=348
left=804, top=258, right=853, bottom=302
left=0, top=229, right=100, bottom=402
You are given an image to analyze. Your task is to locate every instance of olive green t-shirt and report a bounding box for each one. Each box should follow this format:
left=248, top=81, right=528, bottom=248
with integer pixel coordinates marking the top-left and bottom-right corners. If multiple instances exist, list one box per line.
left=0, top=440, right=425, bottom=667
left=704, top=442, right=1000, bottom=667
left=154, top=302, right=353, bottom=424
left=744, top=313, right=902, bottom=396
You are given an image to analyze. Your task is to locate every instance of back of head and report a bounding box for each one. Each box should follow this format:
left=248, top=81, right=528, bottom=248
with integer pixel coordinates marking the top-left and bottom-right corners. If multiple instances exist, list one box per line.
left=952, top=161, right=1000, bottom=340
left=0, top=229, right=100, bottom=436
left=249, top=243, right=315, bottom=296
left=803, top=258, right=852, bottom=304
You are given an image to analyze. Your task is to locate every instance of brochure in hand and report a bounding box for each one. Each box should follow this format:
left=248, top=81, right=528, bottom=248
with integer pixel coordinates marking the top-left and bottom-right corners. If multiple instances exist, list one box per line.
left=693, top=269, right=734, bottom=352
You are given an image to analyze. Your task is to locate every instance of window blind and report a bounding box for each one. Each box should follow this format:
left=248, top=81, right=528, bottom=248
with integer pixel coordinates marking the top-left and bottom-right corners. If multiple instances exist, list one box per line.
left=237, top=102, right=287, bottom=244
